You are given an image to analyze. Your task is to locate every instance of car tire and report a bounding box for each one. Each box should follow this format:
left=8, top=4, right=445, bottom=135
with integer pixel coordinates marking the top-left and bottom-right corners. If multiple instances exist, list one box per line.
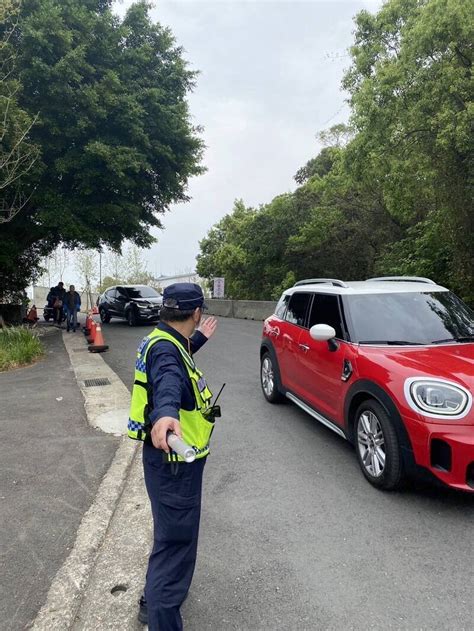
left=260, top=352, right=284, bottom=403
left=100, top=308, right=111, bottom=324
left=354, top=399, right=404, bottom=491
left=127, top=308, right=137, bottom=327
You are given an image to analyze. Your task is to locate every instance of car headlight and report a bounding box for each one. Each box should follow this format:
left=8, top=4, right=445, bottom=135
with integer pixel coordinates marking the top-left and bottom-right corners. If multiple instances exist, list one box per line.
left=404, top=377, right=472, bottom=420
left=137, top=304, right=148, bottom=310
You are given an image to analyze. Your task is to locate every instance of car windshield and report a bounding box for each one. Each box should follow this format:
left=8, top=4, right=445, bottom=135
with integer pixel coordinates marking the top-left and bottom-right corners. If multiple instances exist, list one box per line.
left=126, top=286, right=160, bottom=299
left=345, top=291, right=474, bottom=345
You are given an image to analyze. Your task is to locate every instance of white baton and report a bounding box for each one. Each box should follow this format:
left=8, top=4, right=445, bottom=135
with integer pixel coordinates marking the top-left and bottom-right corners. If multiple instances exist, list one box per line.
left=167, top=433, right=196, bottom=463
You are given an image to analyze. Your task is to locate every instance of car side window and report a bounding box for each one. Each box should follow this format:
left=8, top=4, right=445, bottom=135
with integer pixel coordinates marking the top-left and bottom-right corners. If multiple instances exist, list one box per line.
left=308, top=293, right=344, bottom=339
left=105, top=289, right=116, bottom=300
left=116, top=288, right=128, bottom=300
left=275, top=294, right=290, bottom=319
left=285, top=293, right=311, bottom=327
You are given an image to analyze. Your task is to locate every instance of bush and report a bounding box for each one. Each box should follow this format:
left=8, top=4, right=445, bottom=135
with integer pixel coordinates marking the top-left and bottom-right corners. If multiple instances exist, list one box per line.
left=0, top=327, right=43, bottom=371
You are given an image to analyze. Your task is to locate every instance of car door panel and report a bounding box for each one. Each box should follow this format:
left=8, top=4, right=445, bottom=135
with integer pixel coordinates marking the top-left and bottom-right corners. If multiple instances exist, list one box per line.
left=293, top=293, right=352, bottom=424
left=296, top=329, right=355, bottom=423
left=106, top=289, right=118, bottom=315
left=277, top=292, right=312, bottom=392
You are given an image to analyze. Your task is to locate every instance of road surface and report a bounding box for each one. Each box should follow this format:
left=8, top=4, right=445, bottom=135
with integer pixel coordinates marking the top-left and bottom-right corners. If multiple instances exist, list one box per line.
left=102, top=316, right=473, bottom=630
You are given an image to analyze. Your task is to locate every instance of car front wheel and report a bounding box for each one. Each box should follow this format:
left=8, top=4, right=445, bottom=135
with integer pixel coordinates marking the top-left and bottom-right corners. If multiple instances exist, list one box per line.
left=355, top=399, right=404, bottom=491
left=260, top=352, right=284, bottom=403
left=100, top=308, right=111, bottom=324
left=127, top=308, right=138, bottom=327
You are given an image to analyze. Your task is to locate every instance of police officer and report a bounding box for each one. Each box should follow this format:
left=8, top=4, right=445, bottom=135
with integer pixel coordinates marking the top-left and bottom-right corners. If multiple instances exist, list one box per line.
left=128, top=283, right=218, bottom=631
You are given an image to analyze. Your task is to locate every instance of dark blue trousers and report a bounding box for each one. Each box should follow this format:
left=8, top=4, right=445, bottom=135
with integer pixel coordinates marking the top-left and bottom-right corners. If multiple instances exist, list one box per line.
left=143, top=443, right=206, bottom=631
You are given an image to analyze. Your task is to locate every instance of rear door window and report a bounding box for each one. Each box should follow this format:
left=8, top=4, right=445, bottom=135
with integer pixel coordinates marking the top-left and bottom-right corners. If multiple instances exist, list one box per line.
left=275, top=294, right=290, bottom=319
left=308, top=293, right=344, bottom=339
left=285, top=293, right=312, bottom=327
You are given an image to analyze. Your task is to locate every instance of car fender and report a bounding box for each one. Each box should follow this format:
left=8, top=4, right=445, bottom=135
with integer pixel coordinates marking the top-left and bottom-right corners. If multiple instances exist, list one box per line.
left=344, top=379, right=416, bottom=472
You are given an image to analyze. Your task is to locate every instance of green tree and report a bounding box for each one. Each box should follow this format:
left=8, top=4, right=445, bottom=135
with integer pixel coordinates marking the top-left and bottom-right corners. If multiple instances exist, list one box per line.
left=0, top=0, right=40, bottom=227
left=0, top=0, right=203, bottom=299
left=125, top=244, right=153, bottom=285
left=196, top=200, right=256, bottom=298
left=344, top=0, right=473, bottom=301
left=76, top=249, right=98, bottom=290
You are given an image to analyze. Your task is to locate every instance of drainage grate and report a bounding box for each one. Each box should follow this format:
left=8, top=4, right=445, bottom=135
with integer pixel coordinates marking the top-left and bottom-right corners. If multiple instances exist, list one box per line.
left=84, top=378, right=111, bottom=387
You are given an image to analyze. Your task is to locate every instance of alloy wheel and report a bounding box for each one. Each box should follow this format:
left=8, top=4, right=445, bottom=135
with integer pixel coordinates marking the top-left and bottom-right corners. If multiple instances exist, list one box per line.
left=261, top=357, right=275, bottom=397
left=357, top=411, right=386, bottom=478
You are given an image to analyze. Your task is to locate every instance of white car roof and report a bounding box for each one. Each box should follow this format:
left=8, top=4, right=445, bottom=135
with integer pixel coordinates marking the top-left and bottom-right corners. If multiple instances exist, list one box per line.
left=284, top=279, right=448, bottom=296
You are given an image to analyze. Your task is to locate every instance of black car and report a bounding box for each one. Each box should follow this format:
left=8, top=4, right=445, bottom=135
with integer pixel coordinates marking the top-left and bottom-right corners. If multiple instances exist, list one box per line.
left=98, top=285, right=163, bottom=326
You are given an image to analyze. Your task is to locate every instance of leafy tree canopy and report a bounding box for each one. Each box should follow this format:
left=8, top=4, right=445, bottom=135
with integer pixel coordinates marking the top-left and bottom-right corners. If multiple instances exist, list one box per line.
left=0, top=0, right=203, bottom=300
left=198, top=0, right=473, bottom=305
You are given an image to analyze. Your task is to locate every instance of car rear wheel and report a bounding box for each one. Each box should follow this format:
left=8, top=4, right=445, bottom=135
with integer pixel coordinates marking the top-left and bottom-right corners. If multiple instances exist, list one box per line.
left=260, top=352, right=284, bottom=403
left=355, top=399, right=404, bottom=491
left=100, top=308, right=111, bottom=324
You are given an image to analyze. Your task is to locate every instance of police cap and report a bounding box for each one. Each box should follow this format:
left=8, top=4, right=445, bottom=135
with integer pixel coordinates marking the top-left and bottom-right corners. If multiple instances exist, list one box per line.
left=163, top=283, right=207, bottom=311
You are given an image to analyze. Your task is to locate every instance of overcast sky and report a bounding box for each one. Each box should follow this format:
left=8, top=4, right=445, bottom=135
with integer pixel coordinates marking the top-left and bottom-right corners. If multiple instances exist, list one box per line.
left=109, top=1, right=385, bottom=278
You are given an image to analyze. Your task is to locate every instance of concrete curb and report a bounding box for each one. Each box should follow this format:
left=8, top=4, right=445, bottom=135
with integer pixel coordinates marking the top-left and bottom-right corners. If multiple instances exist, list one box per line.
left=31, top=329, right=136, bottom=630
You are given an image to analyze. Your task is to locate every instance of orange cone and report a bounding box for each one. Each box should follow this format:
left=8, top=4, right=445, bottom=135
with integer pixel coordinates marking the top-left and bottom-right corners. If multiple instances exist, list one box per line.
left=88, top=323, right=109, bottom=353
left=26, top=305, right=39, bottom=323
left=87, top=320, right=97, bottom=344
left=83, top=313, right=92, bottom=335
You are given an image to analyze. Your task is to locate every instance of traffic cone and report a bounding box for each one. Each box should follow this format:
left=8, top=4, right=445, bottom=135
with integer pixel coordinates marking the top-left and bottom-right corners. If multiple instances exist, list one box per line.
left=83, top=313, right=92, bottom=335
left=87, top=320, right=97, bottom=344
left=88, top=323, right=109, bottom=353
left=26, top=305, right=39, bottom=323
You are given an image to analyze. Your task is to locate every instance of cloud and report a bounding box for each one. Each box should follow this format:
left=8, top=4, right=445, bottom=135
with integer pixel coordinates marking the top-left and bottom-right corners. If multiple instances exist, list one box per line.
left=109, top=1, right=381, bottom=276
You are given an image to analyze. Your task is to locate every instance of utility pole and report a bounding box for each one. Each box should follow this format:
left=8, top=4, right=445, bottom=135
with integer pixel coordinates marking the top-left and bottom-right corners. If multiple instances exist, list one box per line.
left=99, top=250, right=102, bottom=290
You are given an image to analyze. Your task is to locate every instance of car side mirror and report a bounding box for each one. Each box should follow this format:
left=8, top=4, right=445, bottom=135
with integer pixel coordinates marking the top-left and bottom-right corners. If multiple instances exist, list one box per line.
left=310, top=324, right=339, bottom=352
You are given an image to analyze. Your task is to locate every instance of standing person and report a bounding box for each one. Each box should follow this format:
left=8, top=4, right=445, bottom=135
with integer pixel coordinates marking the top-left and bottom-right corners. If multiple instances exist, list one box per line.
left=52, top=281, right=66, bottom=326
left=64, top=285, right=81, bottom=332
left=127, top=283, right=218, bottom=631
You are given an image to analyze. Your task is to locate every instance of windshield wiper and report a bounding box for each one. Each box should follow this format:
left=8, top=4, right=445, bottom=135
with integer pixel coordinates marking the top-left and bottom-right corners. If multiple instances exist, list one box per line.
left=431, top=336, right=474, bottom=344
left=359, top=340, right=423, bottom=346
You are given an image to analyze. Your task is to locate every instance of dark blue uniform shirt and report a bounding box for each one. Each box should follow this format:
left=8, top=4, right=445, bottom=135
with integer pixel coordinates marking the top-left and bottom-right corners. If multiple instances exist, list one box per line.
left=146, top=321, right=208, bottom=425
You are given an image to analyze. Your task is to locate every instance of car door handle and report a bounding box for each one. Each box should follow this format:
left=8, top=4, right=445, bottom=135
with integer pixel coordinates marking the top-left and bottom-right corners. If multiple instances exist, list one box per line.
left=299, top=343, right=310, bottom=352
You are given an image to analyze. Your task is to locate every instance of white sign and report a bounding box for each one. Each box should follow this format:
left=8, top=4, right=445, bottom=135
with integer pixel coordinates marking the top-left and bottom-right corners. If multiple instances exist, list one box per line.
left=213, top=277, right=225, bottom=298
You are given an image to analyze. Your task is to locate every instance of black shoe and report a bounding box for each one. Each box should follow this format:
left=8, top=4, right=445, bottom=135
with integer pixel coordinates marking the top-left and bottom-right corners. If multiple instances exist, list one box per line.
left=138, top=596, right=148, bottom=625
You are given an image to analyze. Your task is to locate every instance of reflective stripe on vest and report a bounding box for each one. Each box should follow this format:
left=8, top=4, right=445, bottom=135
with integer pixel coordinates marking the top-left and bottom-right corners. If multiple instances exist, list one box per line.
left=127, top=329, right=213, bottom=461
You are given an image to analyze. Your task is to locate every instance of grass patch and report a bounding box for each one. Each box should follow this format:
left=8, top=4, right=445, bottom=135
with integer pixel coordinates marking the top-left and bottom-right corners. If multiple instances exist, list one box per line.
left=0, top=327, right=44, bottom=372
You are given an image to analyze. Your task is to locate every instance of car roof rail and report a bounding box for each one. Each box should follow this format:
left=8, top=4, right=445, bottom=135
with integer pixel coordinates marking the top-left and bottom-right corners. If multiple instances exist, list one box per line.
left=294, top=278, right=349, bottom=288
left=367, top=276, right=437, bottom=285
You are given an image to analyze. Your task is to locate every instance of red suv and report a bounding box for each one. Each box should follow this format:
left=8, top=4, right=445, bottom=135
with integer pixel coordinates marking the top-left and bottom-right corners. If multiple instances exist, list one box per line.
left=260, top=277, right=474, bottom=492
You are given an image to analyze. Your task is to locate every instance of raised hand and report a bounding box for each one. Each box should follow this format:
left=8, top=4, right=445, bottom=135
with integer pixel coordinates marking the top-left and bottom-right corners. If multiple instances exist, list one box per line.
left=198, top=316, right=218, bottom=340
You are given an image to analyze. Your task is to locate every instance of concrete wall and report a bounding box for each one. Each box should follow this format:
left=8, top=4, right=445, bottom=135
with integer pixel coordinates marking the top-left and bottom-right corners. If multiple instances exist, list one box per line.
left=153, top=273, right=210, bottom=297
left=33, top=286, right=99, bottom=312
left=206, top=299, right=277, bottom=321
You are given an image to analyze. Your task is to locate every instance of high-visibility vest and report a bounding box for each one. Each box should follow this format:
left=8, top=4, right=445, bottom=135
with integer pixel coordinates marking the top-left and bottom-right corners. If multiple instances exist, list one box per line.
left=127, top=328, right=214, bottom=461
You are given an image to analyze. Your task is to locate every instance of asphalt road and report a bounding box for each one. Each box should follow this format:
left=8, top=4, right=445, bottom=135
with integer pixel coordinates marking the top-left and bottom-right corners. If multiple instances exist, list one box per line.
left=102, top=316, right=474, bottom=631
